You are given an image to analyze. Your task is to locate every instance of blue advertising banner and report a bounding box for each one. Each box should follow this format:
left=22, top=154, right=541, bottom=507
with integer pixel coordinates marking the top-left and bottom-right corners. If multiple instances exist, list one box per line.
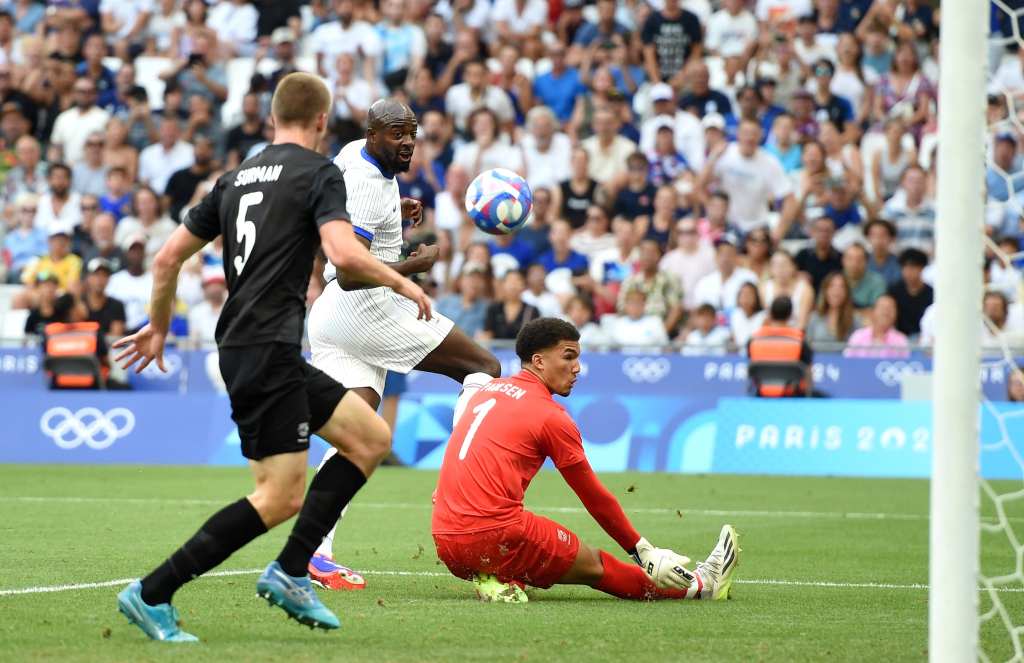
left=2, top=385, right=1023, bottom=479
left=0, top=346, right=1021, bottom=401
left=712, top=398, right=934, bottom=478
left=0, top=390, right=332, bottom=466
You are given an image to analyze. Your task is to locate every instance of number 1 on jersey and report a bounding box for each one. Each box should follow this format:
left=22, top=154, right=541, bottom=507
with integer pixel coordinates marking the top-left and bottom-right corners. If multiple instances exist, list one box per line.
left=234, top=191, right=263, bottom=275
left=458, top=398, right=496, bottom=460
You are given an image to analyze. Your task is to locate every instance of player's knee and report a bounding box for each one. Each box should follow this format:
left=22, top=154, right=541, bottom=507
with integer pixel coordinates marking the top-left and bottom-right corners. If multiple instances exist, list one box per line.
left=366, top=417, right=393, bottom=464
left=478, top=353, right=501, bottom=379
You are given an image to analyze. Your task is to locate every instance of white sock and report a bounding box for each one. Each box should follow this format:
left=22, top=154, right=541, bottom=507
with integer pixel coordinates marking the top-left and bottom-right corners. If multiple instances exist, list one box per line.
left=314, top=446, right=349, bottom=558
left=453, top=372, right=495, bottom=427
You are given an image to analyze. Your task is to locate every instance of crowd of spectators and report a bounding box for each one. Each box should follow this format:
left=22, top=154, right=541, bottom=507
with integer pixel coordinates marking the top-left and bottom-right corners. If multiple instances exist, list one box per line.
left=0, top=0, right=1021, bottom=357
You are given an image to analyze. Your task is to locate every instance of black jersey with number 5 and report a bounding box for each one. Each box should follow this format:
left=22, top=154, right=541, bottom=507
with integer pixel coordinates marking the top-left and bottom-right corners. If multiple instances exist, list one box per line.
left=184, top=143, right=349, bottom=348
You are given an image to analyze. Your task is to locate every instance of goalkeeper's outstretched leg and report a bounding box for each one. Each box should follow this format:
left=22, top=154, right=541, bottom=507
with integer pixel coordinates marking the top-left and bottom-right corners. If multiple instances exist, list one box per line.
left=434, top=509, right=739, bottom=602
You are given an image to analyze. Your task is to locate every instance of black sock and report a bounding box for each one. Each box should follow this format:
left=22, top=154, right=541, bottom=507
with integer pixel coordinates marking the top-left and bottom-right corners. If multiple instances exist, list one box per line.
left=276, top=454, right=367, bottom=577
left=140, top=498, right=268, bottom=606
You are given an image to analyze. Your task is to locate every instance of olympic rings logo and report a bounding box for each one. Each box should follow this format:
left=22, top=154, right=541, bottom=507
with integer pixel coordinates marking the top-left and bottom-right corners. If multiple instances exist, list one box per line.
left=621, top=357, right=671, bottom=383
left=39, top=407, right=136, bottom=449
left=874, top=361, right=925, bottom=387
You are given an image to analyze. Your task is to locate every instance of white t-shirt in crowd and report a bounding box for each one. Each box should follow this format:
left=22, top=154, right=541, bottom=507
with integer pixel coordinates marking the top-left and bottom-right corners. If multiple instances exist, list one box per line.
left=755, top=0, right=812, bottom=24
left=990, top=58, right=1024, bottom=96
left=434, top=190, right=465, bottom=231
left=704, top=10, right=759, bottom=58
left=711, top=144, right=793, bottom=233
left=580, top=134, right=637, bottom=183
left=310, top=20, right=382, bottom=75
left=444, top=84, right=516, bottom=132
left=329, top=78, right=374, bottom=120
left=659, top=241, right=717, bottom=308
left=106, top=269, right=155, bottom=331
left=114, top=215, right=178, bottom=262
left=489, top=0, right=549, bottom=34
left=522, top=290, right=563, bottom=318
left=682, top=325, right=733, bottom=355
left=139, top=141, right=195, bottom=195
left=794, top=37, right=837, bottom=67
left=730, top=308, right=767, bottom=348
left=692, top=267, right=760, bottom=311
left=34, top=192, right=83, bottom=235
left=100, top=0, right=155, bottom=40
left=50, top=106, right=112, bottom=165
left=433, top=0, right=490, bottom=32
left=570, top=231, right=616, bottom=260
left=521, top=132, right=573, bottom=191
left=610, top=314, right=669, bottom=347
left=188, top=299, right=223, bottom=343
left=207, top=0, right=259, bottom=48
left=452, top=140, right=524, bottom=179
left=638, top=111, right=706, bottom=171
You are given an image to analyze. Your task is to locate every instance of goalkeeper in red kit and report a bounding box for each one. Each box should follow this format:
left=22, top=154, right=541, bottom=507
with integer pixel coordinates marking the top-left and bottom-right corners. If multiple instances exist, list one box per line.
left=431, top=318, right=739, bottom=603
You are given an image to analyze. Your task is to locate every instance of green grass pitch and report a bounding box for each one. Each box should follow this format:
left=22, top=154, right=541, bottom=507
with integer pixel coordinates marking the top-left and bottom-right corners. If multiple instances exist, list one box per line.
left=1, top=465, right=1021, bottom=662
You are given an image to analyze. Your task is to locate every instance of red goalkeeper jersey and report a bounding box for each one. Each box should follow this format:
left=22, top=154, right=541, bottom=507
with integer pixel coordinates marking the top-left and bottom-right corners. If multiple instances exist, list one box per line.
left=431, top=370, right=587, bottom=536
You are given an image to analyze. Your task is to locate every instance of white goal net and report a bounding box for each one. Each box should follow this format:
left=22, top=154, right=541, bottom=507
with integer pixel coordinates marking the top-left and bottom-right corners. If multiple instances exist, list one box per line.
left=974, top=2, right=1024, bottom=660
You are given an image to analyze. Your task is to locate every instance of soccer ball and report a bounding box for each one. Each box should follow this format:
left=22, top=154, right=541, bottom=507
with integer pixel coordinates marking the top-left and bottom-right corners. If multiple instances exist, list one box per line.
left=465, top=168, right=533, bottom=235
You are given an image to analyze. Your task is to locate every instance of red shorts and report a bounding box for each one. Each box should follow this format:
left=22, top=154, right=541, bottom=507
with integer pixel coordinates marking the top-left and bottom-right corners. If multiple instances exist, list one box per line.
left=432, top=510, right=580, bottom=589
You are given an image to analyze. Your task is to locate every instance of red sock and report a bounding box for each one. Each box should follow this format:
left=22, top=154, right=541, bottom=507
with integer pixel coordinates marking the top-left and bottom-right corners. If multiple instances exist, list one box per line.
left=592, top=550, right=698, bottom=601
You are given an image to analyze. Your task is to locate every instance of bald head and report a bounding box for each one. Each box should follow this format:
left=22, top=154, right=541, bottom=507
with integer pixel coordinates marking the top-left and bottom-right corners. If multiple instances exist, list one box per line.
left=367, top=99, right=415, bottom=131
left=365, top=98, right=417, bottom=174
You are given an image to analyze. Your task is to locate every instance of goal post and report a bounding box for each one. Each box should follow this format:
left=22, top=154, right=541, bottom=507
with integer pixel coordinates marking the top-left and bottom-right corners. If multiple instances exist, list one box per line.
left=929, top=0, right=988, bottom=660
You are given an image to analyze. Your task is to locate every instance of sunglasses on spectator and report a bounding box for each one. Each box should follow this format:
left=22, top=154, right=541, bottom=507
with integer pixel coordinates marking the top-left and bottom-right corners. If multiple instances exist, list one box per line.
left=86, top=141, right=104, bottom=147
left=678, top=227, right=698, bottom=235
left=747, top=235, right=769, bottom=243
left=20, top=207, right=36, bottom=213
left=628, top=165, right=647, bottom=172
left=81, top=204, right=98, bottom=211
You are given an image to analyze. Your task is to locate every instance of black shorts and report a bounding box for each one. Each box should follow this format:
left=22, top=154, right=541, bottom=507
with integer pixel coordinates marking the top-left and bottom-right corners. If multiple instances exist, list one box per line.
left=219, top=342, right=348, bottom=461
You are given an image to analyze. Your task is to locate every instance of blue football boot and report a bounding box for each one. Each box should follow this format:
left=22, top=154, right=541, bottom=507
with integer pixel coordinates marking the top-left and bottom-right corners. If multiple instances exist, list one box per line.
left=255, top=561, right=340, bottom=630
left=117, top=580, right=199, bottom=642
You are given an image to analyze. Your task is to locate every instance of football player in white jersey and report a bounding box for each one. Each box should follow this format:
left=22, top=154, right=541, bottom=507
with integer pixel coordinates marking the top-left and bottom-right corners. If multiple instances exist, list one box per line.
left=306, top=99, right=501, bottom=590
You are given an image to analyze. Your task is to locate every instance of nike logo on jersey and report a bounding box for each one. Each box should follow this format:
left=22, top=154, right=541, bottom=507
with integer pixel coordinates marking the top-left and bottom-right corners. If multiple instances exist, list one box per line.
left=392, top=205, right=397, bottom=213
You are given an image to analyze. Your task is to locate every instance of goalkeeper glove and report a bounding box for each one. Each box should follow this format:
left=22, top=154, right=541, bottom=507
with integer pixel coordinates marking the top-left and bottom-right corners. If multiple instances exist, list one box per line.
left=630, top=537, right=695, bottom=590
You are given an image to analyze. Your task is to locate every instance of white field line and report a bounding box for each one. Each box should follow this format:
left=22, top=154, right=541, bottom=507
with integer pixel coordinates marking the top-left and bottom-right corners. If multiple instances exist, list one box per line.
left=3, top=568, right=1023, bottom=597
left=0, top=496, right=953, bottom=522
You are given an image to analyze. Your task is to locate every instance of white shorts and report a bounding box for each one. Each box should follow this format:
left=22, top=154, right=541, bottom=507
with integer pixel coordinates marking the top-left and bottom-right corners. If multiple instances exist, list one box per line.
left=307, top=283, right=455, bottom=396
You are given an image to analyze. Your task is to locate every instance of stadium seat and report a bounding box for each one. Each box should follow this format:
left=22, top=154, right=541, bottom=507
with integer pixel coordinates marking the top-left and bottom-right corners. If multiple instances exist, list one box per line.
left=133, top=56, right=175, bottom=110
left=0, top=283, right=21, bottom=313
left=221, top=58, right=257, bottom=127
left=746, top=360, right=812, bottom=398
left=0, top=308, right=29, bottom=346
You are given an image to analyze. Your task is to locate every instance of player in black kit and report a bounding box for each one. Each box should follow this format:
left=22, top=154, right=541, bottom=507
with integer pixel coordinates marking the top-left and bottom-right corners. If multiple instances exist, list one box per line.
left=112, top=72, right=432, bottom=642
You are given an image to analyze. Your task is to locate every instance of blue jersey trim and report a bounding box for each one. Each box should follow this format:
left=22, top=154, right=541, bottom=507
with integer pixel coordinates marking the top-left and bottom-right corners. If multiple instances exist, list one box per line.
left=360, top=147, right=395, bottom=180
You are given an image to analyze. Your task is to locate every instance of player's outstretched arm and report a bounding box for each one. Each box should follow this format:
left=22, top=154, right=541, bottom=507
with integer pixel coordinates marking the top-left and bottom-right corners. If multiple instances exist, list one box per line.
left=560, top=460, right=695, bottom=591
left=320, top=219, right=433, bottom=320
left=336, top=239, right=439, bottom=292
left=113, top=224, right=208, bottom=373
